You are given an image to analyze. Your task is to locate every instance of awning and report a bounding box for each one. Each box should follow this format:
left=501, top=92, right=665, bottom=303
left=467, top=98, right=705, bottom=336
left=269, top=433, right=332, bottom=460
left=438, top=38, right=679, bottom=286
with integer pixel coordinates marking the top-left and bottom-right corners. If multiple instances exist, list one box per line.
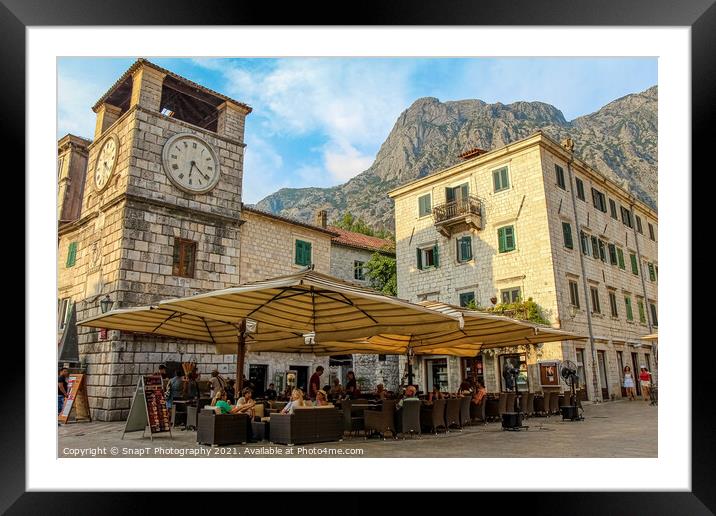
left=642, top=333, right=658, bottom=341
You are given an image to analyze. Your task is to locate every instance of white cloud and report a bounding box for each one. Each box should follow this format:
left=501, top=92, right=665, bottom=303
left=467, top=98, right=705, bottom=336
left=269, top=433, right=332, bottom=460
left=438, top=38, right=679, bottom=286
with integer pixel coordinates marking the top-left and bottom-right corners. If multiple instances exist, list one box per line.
left=322, top=140, right=374, bottom=182
left=241, top=135, right=289, bottom=204
left=57, top=73, right=103, bottom=140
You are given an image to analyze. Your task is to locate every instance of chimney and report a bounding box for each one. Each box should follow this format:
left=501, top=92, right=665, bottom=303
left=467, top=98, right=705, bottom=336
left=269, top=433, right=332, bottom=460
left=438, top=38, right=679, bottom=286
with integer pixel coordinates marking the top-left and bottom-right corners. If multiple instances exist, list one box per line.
left=315, top=210, right=327, bottom=228
left=458, top=147, right=488, bottom=161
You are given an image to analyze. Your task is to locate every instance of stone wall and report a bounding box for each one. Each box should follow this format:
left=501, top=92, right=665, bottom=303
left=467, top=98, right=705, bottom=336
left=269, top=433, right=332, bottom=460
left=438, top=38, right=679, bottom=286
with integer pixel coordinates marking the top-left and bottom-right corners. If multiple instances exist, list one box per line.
left=352, top=354, right=400, bottom=392
left=329, top=244, right=374, bottom=286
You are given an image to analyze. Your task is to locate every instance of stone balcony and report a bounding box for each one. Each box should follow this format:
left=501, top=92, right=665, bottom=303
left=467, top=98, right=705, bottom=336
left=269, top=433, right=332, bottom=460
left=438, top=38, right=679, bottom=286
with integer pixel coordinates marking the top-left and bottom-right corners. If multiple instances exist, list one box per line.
left=432, top=195, right=483, bottom=237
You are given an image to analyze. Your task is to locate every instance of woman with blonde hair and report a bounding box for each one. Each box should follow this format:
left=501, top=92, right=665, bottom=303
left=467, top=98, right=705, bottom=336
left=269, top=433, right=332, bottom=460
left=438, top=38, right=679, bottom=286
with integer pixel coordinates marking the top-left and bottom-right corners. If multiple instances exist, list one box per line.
left=280, top=388, right=306, bottom=414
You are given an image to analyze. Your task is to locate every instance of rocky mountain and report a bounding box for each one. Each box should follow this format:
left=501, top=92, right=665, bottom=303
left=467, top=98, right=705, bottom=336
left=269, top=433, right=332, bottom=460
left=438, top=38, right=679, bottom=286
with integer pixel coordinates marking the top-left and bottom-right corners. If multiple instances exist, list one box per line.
left=256, top=86, right=657, bottom=231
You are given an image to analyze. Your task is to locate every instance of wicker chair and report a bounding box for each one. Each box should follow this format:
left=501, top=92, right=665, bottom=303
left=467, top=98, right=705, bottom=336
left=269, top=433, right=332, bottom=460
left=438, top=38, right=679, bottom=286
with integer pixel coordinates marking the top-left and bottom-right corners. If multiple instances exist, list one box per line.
left=396, top=400, right=421, bottom=438
left=364, top=400, right=396, bottom=439
left=518, top=393, right=529, bottom=416
left=505, top=392, right=517, bottom=413
left=421, top=398, right=447, bottom=434
left=270, top=408, right=342, bottom=445
left=470, top=399, right=487, bottom=425
left=541, top=392, right=552, bottom=416
left=341, top=399, right=365, bottom=438
left=445, top=398, right=462, bottom=430
left=485, top=398, right=500, bottom=422
left=497, top=393, right=508, bottom=416
left=459, top=396, right=472, bottom=427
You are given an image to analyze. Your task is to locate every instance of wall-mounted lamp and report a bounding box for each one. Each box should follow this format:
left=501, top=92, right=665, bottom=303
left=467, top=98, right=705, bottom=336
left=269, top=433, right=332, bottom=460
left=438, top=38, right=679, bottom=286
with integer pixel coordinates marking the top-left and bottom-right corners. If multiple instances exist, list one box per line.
left=100, top=294, right=113, bottom=314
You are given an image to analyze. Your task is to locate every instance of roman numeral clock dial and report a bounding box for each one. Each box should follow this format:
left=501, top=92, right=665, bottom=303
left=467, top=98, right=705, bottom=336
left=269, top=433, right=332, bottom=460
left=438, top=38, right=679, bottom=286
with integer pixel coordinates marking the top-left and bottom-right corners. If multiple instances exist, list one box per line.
left=162, top=133, right=220, bottom=194
left=93, top=134, right=119, bottom=192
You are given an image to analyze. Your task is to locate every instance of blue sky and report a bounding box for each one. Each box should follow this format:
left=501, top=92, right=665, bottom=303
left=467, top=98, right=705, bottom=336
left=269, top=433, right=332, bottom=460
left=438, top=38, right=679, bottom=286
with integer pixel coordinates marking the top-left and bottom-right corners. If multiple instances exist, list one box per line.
left=58, top=57, right=657, bottom=203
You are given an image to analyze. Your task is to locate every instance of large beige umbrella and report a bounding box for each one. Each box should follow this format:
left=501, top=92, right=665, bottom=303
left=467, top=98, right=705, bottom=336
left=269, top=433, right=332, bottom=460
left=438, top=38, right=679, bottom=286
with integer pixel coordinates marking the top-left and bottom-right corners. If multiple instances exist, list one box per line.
left=156, top=269, right=462, bottom=342
left=77, top=306, right=307, bottom=352
left=642, top=333, right=658, bottom=341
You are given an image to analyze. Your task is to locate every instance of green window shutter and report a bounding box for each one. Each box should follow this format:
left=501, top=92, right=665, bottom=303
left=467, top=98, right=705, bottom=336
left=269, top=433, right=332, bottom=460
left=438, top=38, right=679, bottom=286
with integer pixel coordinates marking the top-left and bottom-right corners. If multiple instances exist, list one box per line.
left=295, top=240, right=311, bottom=266
left=648, top=263, right=656, bottom=281
left=416, top=248, right=423, bottom=270
left=630, top=254, right=638, bottom=275
left=305, top=241, right=312, bottom=265
left=460, top=183, right=469, bottom=199
left=464, top=237, right=472, bottom=261
left=504, top=226, right=515, bottom=251
left=617, top=248, right=625, bottom=269
left=638, top=300, right=646, bottom=323
left=295, top=241, right=302, bottom=265
left=562, top=222, right=573, bottom=249
left=433, top=244, right=439, bottom=267
left=591, top=236, right=599, bottom=259
left=498, top=227, right=506, bottom=253
left=66, top=242, right=77, bottom=268
left=625, top=297, right=633, bottom=320
left=501, top=168, right=509, bottom=189
left=493, top=171, right=500, bottom=192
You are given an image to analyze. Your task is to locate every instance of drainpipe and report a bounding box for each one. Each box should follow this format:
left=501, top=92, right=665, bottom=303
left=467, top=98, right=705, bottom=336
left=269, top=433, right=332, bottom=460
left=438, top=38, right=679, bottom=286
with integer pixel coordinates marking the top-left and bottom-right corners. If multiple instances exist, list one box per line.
left=563, top=139, right=602, bottom=403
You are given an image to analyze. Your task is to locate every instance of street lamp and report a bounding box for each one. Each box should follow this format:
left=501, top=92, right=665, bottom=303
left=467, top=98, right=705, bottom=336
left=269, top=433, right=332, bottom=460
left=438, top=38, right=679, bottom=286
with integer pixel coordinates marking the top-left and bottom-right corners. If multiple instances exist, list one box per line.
left=100, top=294, right=113, bottom=314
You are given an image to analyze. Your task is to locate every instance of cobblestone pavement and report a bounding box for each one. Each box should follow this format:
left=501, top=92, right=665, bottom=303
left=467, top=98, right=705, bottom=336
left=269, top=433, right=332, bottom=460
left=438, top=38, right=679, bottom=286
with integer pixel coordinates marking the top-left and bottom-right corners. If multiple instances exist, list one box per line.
left=58, top=400, right=657, bottom=458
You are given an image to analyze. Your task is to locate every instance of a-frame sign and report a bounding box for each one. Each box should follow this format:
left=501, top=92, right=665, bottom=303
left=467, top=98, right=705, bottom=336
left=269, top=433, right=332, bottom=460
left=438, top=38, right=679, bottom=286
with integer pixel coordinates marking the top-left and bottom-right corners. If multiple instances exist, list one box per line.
left=122, top=375, right=172, bottom=441
left=58, top=373, right=91, bottom=424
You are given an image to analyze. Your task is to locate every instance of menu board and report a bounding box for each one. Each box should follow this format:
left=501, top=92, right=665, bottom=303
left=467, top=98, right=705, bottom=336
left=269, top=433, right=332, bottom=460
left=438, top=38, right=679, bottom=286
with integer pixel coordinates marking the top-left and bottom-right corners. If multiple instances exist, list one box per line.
left=539, top=361, right=560, bottom=387
left=122, top=375, right=172, bottom=440
left=58, top=373, right=91, bottom=424
left=144, top=376, right=171, bottom=433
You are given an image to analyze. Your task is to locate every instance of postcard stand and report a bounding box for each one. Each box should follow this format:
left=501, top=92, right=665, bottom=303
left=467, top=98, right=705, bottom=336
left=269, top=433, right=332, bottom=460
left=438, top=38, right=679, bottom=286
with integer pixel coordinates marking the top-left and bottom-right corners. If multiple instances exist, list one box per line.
left=122, top=375, right=172, bottom=441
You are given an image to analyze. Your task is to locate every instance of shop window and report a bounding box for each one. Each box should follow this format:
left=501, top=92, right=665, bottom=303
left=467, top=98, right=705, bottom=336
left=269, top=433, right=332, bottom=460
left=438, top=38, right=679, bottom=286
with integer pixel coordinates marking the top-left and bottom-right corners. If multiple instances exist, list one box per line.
left=499, top=354, right=528, bottom=392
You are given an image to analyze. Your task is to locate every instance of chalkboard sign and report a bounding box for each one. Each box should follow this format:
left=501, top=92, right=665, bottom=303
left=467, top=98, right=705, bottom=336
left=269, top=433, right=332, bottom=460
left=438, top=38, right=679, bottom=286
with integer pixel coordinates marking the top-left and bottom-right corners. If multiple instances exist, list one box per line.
left=58, top=373, right=91, bottom=424
left=122, top=375, right=172, bottom=441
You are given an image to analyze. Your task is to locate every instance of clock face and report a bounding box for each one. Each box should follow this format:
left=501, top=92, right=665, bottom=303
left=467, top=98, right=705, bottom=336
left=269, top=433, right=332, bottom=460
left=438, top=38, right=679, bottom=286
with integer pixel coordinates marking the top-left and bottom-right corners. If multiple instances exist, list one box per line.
left=94, top=134, right=119, bottom=192
left=162, top=133, right=220, bottom=194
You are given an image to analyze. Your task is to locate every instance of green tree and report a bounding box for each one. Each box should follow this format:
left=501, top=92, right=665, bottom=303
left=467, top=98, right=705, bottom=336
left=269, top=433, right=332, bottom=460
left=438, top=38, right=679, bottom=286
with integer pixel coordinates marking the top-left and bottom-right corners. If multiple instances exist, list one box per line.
left=332, top=212, right=394, bottom=241
left=364, top=252, right=397, bottom=296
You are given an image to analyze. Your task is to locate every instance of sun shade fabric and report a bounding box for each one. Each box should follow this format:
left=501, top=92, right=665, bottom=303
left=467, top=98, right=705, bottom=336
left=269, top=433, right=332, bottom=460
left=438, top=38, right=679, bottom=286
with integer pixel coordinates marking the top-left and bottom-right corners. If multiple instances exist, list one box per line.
left=641, top=333, right=658, bottom=341
left=154, top=270, right=462, bottom=342
left=77, top=305, right=306, bottom=352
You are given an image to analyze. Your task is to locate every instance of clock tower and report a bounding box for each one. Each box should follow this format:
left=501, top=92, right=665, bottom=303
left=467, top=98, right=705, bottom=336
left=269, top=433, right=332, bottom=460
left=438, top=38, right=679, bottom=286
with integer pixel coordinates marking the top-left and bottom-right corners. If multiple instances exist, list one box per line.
left=59, top=59, right=252, bottom=421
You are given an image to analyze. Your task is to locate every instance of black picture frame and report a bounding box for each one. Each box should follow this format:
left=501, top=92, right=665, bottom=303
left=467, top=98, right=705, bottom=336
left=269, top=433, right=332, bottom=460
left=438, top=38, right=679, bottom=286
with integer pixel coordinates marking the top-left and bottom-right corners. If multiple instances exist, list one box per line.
left=5, top=0, right=707, bottom=513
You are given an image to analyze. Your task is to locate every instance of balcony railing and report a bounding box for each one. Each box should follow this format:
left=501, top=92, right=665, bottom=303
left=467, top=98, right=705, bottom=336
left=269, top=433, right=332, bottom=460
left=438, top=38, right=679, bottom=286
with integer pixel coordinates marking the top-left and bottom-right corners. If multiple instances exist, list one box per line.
left=432, top=195, right=483, bottom=224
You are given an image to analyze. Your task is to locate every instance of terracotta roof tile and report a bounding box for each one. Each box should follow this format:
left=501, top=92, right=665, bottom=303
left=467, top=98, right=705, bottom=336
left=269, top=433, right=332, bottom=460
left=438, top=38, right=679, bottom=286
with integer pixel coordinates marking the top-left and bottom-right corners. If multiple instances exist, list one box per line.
left=328, top=226, right=395, bottom=254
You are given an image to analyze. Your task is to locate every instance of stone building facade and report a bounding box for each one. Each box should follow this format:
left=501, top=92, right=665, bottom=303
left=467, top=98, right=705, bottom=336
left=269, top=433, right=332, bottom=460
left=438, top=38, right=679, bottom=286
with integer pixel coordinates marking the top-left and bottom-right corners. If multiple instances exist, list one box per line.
left=389, top=132, right=658, bottom=400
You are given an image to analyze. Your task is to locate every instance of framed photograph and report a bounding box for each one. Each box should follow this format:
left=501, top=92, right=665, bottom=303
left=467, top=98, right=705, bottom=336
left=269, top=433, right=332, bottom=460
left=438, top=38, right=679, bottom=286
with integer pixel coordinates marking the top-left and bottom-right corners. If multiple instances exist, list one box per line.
left=12, top=0, right=707, bottom=510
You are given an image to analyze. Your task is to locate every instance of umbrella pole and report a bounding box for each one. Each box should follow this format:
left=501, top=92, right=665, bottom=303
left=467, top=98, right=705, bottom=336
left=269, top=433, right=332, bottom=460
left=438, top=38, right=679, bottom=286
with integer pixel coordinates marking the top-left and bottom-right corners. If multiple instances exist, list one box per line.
left=407, top=343, right=414, bottom=387
left=237, top=319, right=247, bottom=391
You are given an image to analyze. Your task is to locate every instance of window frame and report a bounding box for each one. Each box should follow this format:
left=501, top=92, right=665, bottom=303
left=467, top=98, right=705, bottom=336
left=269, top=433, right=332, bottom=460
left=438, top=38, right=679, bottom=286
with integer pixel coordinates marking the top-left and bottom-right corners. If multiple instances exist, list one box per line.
left=459, top=291, right=476, bottom=308
left=58, top=298, right=71, bottom=331
left=635, top=214, right=643, bottom=234
left=630, top=253, right=639, bottom=276
left=648, top=223, right=656, bottom=241
left=608, top=243, right=618, bottom=265
left=590, top=235, right=599, bottom=259
left=625, top=295, right=634, bottom=321
left=616, top=247, right=626, bottom=269
left=562, top=221, right=574, bottom=249
left=500, top=287, right=521, bottom=304
left=497, top=225, right=516, bottom=253
left=416, top=243, right=439, bottom=270
left=294, top=239, right=313, bottom=267
left=575, top=177, right=586, bottom=201
left=650, top=302, right=658, bottom=326
left=590, top=286, right=601, bottom=314
left=66, top=241, right=78, bottom=268
left=608, top=291, right=618, bottom=318
left=637, top=298, right=646, bottom=324
left=580, top=231, right=590, bottom=256
left=555, top=164, right=566, bottom=190
left=597, top=239, right=607, bottom=262
left=456, top=235, right=473, bottom=263
left=621, top=206, right=633, bottom=228
left=492, top=165, right=510, bottom=193
left=609, top=198, right=618, bottom=219
left=353, top=260, right=366, bottom=281
left=417, top=193, right=432, bottom=218
left=568, top=280, right=580, bottom=308
left=591, top=187, right=607, bottom=213
left=172, top=238, right=197, bottom=278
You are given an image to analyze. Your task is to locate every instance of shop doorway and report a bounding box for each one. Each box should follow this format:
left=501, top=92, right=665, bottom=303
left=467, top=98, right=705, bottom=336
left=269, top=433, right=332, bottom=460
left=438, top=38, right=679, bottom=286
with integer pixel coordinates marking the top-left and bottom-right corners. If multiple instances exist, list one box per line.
left=597, top=350, right=609, bottom=400
left=425, top=358, right=448, bottom=393
left=576, top=348, right=588, bottom=400
left=248, top=364, right=268, bottom=396
left=289, top=365, right=309, bottom=392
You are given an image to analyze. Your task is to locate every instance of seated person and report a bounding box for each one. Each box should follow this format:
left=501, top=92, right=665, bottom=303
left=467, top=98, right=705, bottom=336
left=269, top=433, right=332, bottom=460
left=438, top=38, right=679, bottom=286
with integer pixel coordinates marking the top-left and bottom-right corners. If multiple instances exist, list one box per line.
left=210, top=389, right=233, bottom=414
left=210, top=389, right=257, bottom=442
left=265, top=383, right=278, bottom=401
left=457, top=380, right=473, bottom=397
left=330, top=378, right=344, bottom=399
left=345, top=371, right=360, bottom=399
left=427, top=385, right=444, bottom=403
left=225, top=379, right=236, bottom=404
left=397, top=385, right=419, bottom=409
left=234, top=387, right=257, bottom=418
left=314, top=389, right=331, bottom=407
left=374, top=383, right=387, bottom=401
left=280, top=388, right=306, bottom=414
left=471, top=381, right=487, bottom=406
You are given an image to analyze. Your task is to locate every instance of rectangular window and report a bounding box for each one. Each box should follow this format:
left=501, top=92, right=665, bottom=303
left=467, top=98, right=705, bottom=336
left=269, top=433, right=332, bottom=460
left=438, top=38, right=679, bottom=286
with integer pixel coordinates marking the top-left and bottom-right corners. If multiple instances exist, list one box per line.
left=575, top=177, right=585, bottom=201
left=625, top=296, right=634, bottom=321
left=598, top=239, right=606, bottom=262
left=648, top=263, right=656, bottom=282
left=294, top=239, right=312, bottom=267
left=446, top=183, right=469, bottom=203
left=568, top=280, right=580, bottom=308
left=650, top=303, right=658, bottom=326
left=617, top=247, right=625, bottom=269
left=555, top=164, right=566, bottom=189
left=609, top=199, right=618, bottom=219
left=608, top=244, right=618, bottom=265
left=621, top=206, right=633, bottom=228
left=493, top=166, right=510, bottom=192
left=172, top=238, right=197, bottom=277
left=353, top=260, right=365, bottom=281
left=591, top=188, right=607, bottom=212
left=418, top=194, right=432, bottom=218
left=66, top=242, right=78, bottom=268
left=417, top=244, right=439, bottom=270
left=497, top=226, right=516, bottom=253
left=501, top=288, right=521, bottom=304
left=57, top=156, right=64, bottom=179
left=630, top=253, right=639, bottom=275
left=609, top=291, right=618, bottom=318
left=456, top=236, right=473, bottom=262
left=562, top=222, right=573, bottom=249
left=637, top=299, right=646, bottom=323
left=590, top=236, right=599, bottom=259
left=580, top=231, right=590, bottom=256
left=648, top=223, right=655, bottom=241
left=590, top=286, right=601, bottom=314
left=378, top=354, right=387, bottom=362
left=635, top=215, right=643, bottom=234
left=459, top=291, right=476, bottom=308
left=58, top=298, right=70, bottom=331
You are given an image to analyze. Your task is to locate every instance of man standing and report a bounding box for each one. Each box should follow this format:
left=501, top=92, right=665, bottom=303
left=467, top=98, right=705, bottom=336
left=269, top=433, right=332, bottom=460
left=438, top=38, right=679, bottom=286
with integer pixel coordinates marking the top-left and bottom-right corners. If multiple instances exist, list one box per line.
left=209, top=370, right=227, bottom=399
left=58, top=367, right=70, bottom=415
left=157, top=364, right=168, bottom=380
left=309, top=366, right=324, bottom=400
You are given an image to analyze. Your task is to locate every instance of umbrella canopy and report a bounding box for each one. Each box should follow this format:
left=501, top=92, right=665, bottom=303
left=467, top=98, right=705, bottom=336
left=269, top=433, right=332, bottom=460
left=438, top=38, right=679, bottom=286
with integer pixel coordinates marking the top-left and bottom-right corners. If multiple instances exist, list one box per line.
left=300, top=300, right=585, bottom=357
left=642, top=333, right=658, bottom=341
left=77, top=305, right=306, bottom=352
left=155, top=269, right=462, bottom=342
